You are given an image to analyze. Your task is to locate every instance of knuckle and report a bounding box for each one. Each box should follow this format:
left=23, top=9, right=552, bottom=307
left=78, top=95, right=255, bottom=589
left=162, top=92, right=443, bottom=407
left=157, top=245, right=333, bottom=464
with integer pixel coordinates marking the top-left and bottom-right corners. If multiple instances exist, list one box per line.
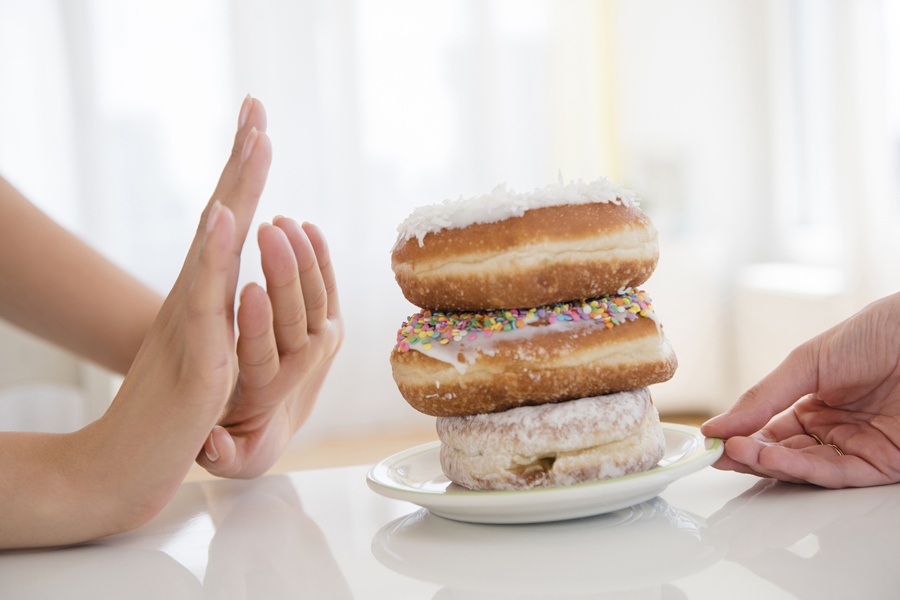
left=298, top=256, right=319, bottom=276
left=240, top=342, right=279, bottom=369
left=307, top=288, right=328, bottom=313
left=230, top=136, right=244, bottom=161
left=736, top=384, right=762, bottom=409
left=271, top=272, right=300, bottom=292
left=281, top=333, right=311, bottom=356
left=787, top=341, right=816, bottom=368
left=186, top=298, right=226, bottom=321
left=280, top=308, right=308, bottom=331
left=325, top=279, right=339, bottom=297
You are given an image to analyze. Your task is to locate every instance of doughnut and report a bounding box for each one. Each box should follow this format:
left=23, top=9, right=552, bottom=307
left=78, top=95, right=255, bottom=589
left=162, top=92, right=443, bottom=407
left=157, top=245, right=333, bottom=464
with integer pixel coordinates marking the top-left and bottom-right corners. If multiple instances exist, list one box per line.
left=392, top=179, right=658, bottom=311
left=437, top=388, right=666, bottom=491
left=390, top=289, right=677, bottom=417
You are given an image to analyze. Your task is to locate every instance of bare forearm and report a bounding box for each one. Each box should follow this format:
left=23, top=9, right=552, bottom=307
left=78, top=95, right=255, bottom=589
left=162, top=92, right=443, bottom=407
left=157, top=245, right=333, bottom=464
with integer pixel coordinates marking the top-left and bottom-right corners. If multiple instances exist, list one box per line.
left=0, top=176, right=162, bottom=374
left=0, top=377, right=228, bottom=550
left=0, top=428, right=136, bottom=549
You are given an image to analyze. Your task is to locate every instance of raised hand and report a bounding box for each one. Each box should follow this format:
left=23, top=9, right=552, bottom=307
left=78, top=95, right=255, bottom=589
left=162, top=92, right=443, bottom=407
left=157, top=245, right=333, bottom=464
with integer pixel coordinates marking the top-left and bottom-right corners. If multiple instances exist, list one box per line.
left=701, top=292, right=900, bottom=488
left=195, top=216, right=344, bottom=479
left=0, top=96, right=273, bottom=548
left=85, top=96, right=273, bottom=522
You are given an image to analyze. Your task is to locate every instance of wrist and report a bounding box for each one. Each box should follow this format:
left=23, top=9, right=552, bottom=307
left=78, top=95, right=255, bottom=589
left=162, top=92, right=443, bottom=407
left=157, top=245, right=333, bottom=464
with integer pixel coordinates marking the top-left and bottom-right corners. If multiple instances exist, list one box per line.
left=0, top=426, right=142, bottom=550
left=58, top=415, right=166, bottom=537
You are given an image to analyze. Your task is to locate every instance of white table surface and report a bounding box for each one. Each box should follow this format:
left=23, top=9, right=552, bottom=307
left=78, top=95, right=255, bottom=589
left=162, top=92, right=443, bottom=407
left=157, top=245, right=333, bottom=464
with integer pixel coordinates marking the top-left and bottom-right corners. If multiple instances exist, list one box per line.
left=1, top=461, right=898, bottom=599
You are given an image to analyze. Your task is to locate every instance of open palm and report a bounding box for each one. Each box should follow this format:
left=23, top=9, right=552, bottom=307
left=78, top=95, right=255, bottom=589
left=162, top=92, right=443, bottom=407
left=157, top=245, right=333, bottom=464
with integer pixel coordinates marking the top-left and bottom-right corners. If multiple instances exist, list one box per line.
left=181, top=97, right=344, bottom=480
left=702, top=292, right=900, bottom=488
left=197, top=217, right=343, bottom=479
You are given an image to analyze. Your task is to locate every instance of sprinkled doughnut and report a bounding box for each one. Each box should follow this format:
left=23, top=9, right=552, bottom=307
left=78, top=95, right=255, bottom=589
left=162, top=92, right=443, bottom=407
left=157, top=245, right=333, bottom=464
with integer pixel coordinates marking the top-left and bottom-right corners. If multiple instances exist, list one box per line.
left=437, top=388, right=666, bottom=491
left=392, top=178, right=658, bottom=311
left=390, top=289, right=677, bottom=417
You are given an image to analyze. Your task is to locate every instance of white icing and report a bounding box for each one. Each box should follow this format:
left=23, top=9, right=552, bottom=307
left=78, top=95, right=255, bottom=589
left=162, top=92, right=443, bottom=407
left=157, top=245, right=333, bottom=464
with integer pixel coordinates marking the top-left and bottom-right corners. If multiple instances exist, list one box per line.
left=396, top=288, right=661, bottom=371
left=644, top=310, right=663, bottom=336
left=415, top=316, right=599, bottom=375
left=395, top=177, right=640, bottom=248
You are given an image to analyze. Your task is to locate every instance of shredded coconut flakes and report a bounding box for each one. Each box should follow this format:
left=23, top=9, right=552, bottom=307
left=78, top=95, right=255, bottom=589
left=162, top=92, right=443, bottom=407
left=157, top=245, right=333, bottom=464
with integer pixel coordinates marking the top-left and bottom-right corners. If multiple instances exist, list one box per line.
left=396, top=177, right=640, bottom=248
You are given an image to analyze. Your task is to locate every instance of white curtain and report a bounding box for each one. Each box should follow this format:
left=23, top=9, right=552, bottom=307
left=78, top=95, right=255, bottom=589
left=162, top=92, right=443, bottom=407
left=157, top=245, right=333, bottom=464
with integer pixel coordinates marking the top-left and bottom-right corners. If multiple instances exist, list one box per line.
left=1, top=0, right=898, bottom=441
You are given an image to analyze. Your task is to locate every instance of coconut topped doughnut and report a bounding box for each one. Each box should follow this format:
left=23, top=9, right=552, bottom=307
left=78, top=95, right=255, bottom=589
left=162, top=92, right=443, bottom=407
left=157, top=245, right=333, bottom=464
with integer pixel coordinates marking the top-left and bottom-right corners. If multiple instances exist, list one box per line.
left=392, top=177, right=658, bottom=311
left=395, top=177, right=639, bottom=247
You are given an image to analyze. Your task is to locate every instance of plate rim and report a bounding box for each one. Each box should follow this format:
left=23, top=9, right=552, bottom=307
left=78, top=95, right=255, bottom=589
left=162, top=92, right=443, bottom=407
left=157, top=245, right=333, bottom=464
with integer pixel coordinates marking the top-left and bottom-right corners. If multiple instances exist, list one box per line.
left=367, top=423, right=722, bottom=498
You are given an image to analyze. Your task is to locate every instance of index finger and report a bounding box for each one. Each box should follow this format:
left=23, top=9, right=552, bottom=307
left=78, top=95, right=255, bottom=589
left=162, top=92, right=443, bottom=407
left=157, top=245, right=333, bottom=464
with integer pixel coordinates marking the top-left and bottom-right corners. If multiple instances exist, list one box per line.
left=753, top=405, right=809, bottom=444
left=702, top=340, right=821, bottom=439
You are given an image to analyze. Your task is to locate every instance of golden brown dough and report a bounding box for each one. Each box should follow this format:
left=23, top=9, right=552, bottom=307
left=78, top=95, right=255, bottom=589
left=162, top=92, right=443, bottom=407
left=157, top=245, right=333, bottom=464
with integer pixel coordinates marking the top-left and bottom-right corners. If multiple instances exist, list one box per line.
left=392, top=202, right=658, bottom=311
left=391, top=308, right=677, bottom=417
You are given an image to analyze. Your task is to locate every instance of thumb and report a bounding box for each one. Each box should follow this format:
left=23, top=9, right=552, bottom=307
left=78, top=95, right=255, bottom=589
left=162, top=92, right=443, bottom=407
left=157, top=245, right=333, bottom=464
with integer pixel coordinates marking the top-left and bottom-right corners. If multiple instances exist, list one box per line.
left=702, top=337, right=821, bottom=438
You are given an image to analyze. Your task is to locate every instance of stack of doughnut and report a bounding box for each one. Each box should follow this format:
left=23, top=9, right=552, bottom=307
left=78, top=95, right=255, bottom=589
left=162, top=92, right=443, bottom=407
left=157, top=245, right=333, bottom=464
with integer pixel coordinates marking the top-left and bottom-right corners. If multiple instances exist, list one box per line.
left=390, top=177, right=677, bottom=491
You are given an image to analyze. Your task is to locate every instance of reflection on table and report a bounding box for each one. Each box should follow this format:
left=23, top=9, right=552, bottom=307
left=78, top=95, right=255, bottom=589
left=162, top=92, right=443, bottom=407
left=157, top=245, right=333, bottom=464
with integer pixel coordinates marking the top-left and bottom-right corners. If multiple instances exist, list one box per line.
left=0, top=466, right=898, bottom=599
left=709, top=479, right=900, bottom=600
left=0, top=475, right=353, bottom=599
left=373, top=497, right=722, bottom=599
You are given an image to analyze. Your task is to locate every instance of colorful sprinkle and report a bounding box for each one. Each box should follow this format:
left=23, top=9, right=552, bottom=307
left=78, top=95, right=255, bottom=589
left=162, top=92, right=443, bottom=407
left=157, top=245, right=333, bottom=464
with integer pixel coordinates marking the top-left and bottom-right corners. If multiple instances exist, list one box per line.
left=392, top=288, right=657, bottom=352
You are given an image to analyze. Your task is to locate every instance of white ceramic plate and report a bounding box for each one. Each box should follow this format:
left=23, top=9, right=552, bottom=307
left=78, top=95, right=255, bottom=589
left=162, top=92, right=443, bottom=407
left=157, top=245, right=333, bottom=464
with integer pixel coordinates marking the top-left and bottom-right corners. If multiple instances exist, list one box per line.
left=367, top=423, right=723, bottom=524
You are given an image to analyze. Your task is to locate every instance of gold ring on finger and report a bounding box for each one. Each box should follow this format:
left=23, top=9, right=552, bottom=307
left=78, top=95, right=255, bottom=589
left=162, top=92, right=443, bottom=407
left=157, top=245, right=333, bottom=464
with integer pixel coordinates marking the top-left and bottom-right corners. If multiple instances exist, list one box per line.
left=809, top=432, right=844, bottom=456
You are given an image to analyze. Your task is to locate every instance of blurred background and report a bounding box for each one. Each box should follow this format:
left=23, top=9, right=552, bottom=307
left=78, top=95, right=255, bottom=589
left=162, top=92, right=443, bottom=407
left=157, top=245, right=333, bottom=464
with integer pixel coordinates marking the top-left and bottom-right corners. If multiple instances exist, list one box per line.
left=2, top=0, right=900, bottom=470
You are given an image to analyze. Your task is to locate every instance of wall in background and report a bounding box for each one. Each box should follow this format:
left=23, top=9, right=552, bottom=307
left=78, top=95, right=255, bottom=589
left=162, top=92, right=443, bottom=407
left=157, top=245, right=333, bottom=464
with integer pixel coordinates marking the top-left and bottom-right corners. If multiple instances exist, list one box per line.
left=1, top=0, right=898, bottom=443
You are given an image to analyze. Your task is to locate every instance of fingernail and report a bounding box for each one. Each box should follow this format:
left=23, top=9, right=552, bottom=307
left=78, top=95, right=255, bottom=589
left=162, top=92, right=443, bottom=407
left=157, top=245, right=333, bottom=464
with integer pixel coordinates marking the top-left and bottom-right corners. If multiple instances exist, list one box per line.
left=272, top=215, right=285, bottom=223
left=206, top=200, right=222, bottom=233
left=238, top=94, right=252, bottom=129
left=205, top=432, right=219, bottom=462
left=258, top=221, right=271, bottom=233
left=242, top=127, right=258, bottom=163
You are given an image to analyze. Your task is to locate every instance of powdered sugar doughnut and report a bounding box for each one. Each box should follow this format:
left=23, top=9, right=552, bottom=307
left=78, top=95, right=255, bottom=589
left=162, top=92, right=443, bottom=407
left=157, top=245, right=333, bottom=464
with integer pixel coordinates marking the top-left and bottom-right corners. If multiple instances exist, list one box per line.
left=392, top=179, right=658, bottom=311
left=437, top=388, right=666, bottom=491
left=390, top=289, right=677, bottom=417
